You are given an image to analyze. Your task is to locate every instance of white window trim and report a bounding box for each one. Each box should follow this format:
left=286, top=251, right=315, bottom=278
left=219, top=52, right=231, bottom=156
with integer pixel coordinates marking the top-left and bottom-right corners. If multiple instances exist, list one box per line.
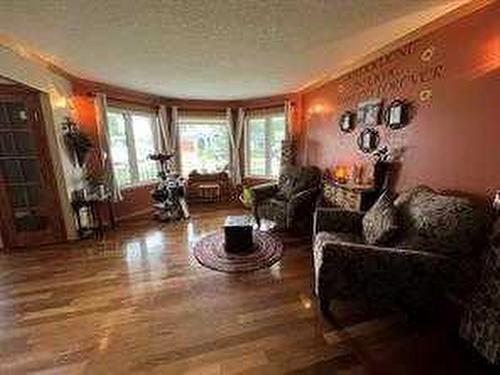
left=244, top=113, right=285, bottom=179
left=177, top=118, right=231, bottom=177
left=120, top=179, right=158, bottom=191
left=108, top=108, right=159, bottom=188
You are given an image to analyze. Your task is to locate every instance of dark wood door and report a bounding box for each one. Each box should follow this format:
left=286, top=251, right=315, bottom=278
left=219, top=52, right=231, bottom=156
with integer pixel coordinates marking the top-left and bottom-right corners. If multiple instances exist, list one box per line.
left=0, top=86, right=65, bottom=248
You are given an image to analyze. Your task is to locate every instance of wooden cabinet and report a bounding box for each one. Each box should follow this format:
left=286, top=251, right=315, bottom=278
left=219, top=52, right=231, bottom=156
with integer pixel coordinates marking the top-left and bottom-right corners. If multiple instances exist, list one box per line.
left=319, top=162, right=391, bottom=212
left=321, top=180, right=379, bottom=212
left=0, top=85, right=65, bottom=248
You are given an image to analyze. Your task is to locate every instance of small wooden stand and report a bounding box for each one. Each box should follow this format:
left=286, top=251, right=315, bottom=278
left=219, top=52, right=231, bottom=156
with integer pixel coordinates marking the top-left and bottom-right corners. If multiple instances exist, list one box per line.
left=224, top=215, right=254, bottom=253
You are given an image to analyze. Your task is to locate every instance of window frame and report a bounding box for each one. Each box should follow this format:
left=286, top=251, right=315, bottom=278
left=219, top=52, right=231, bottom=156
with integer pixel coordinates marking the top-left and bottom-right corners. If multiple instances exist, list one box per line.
left=244, top=112, right=286, bottom=179
left=107, top=107, right=159, bottom=189
left=177, top=116, right=231, bottom=177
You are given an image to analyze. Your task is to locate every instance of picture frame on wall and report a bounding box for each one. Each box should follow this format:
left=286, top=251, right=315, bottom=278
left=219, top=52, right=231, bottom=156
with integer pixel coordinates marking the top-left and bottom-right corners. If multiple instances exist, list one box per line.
left=384, top=99, right=411, bottom=129
left=338, top=110, right=355, bottom=133
left=357, top=99, right=382, bottom=127
left=357, top=128, right=380, bottom=153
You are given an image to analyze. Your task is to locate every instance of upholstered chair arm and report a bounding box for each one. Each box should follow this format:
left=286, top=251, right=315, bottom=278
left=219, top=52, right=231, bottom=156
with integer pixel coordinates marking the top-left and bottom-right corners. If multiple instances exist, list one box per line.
left=289, top=187, right=319, bottom=210
left=313, top=208, right=363, bottom=236
left=250, top=183, right=278, bottom=204
left=286, top=187, right=320, bottom=229
left=313, top=236, right=450, bottom=306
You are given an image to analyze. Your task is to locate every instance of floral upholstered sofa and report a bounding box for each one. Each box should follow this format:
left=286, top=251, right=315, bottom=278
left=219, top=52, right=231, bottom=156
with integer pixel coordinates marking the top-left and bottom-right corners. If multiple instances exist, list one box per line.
left=313, top=185, right=492, bottom=316
left=459, top=234, right=500, bottom=365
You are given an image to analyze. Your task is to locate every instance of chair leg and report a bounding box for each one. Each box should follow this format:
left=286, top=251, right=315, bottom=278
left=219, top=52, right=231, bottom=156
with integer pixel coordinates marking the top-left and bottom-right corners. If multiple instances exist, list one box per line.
left=252, top=206, right=261, bottom=228
left=319, top=290, right=334, bottom=322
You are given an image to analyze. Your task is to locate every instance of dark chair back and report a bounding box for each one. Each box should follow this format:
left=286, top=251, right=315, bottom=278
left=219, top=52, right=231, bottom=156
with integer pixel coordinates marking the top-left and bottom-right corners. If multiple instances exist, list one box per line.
left=278, top=166, right=321, bottom=199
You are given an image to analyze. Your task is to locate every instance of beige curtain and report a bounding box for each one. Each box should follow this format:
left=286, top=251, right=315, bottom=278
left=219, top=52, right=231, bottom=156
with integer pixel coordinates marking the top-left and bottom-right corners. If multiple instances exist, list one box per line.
left=225, top=107, right=235, bottom=178
left=156, top=104, right=170, bottom=154
left=234, top=108, right=246, bottom=185
left=284, top=99, right=293, bottom=140
left=225, top=108, right=245, bottom=185
left=169, top=106, right=180, bottom=173
left=94, top=93, right=122, bottom=201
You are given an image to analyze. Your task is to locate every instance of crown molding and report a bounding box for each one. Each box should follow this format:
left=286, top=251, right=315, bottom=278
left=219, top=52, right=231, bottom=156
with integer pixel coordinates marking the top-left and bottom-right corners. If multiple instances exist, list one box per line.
left=297, top=0, right=495, bottom=95
left=1, top=0, right=493, bottom=103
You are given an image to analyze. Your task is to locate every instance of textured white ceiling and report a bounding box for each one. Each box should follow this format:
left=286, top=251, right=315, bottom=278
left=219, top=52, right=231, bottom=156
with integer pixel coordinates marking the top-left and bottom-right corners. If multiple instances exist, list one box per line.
left=0, top=0, right=471, bottom=100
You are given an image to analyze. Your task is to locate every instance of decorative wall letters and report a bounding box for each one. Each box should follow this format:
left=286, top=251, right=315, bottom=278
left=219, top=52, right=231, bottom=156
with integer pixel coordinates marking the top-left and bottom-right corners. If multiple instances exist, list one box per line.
left=337, top=41, right=445, bottom=106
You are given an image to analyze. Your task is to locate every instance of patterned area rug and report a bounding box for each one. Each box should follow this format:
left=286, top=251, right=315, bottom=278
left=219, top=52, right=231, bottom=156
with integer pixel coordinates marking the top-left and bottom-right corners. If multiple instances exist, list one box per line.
left=193, top=230, right=283, bottom=273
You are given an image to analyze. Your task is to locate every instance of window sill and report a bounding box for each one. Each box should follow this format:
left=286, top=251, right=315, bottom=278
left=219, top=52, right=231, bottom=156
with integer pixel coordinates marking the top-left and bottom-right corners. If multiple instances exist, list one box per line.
left=119, top=180, right=158, bottom=191
left=245, top=175, right=278, bottom=181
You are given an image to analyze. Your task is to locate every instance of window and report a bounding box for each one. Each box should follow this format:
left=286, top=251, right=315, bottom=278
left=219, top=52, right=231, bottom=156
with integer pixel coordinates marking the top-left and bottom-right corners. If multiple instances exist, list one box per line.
left=245, top=112, right=286, bottom=178
left=107, top=109, right=158, bottom=187
left=178, top=115, right=230, bottom=176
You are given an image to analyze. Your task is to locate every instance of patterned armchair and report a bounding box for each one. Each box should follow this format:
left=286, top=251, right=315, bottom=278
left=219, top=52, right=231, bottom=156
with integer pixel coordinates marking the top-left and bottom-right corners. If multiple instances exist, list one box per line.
left=250, top=166, right=321, bottom=231
left=313, top=186, right=492, bottom=316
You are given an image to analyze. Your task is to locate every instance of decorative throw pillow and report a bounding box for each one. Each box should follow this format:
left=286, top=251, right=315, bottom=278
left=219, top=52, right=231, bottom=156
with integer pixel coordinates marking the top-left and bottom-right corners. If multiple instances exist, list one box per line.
left=362, top=192, right=399, bottom=245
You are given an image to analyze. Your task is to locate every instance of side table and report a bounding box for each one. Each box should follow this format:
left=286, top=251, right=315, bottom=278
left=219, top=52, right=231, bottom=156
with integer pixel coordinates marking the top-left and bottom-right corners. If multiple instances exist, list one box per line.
left=224, top=215, right=254, bottom=253
left=72, top=195, right=116, bottom=240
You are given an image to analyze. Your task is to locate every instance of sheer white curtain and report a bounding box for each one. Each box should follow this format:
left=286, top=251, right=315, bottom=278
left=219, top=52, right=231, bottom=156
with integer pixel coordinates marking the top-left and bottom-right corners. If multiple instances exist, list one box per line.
left=94, top=93, right=122, bottom=201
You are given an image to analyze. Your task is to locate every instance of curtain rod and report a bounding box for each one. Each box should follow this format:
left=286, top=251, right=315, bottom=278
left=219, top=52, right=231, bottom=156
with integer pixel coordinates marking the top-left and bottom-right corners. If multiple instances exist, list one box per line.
left=85, top=89, right=290, bottom=112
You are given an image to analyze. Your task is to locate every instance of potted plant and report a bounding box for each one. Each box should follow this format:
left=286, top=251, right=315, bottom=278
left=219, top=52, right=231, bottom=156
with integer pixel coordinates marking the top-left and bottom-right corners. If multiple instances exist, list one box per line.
left=239, top=185, right=253, bottom=209
left=62, top=117, right=92, bottom=168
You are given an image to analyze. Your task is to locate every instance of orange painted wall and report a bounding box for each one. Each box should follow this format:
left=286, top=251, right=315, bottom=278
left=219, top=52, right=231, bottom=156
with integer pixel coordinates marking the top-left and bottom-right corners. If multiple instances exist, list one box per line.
left=71, top=88, right=156, bottom=221
left=299, top=3, right=500, bottom=197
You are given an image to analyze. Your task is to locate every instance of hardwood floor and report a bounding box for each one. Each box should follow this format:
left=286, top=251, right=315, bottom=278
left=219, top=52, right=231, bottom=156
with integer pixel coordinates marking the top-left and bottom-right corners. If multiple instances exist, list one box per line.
left=0, top=205, right=492, bottom=374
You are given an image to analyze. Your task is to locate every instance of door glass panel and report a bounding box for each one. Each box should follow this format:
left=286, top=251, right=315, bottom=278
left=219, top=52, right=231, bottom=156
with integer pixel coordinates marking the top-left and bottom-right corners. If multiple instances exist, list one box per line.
left=14, top=210, right=46, bottom=231
left=0, top=160, right=23, bottom=182
left=6, top=185, right=40, bottom=208
left=21, top=159, right=40, bottom=182
left=0, top=100, right=47, bottom=232
left=7, top=132, right=35, bottom=155
left=7, top=186, right=28, bottom=208
left=6, top=102, right=28, bottom=128
left=0, top=103, right=28, bottom=128
left=0, top=104, right=9, bottom=124
left=26, top=185, right=40, bottom=206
